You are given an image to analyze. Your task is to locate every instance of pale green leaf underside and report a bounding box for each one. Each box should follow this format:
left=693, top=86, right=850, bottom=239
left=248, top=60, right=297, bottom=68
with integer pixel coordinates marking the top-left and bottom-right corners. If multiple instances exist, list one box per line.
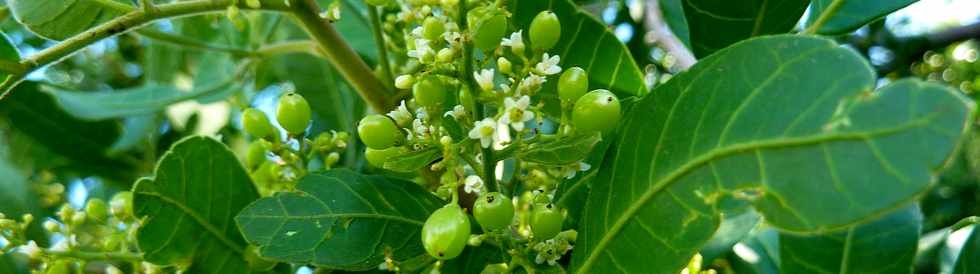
left=134, top=136, right=259, bottom=273
left=807, top=0, right=918, bottom=35
left=10, top=0, right=132, bottom=40
left=571, top=35, right=973, bottom=274
left=780, top=205, right=921, bottom=274
left=44, top=81, right=236, bottom=121
left=235, top=169, right=444, bottom=271
left=509, top=0, right=647, bottom=98
left=682, top=0, right=809, bottom=57
left=953, top=225, right=979, bottom=274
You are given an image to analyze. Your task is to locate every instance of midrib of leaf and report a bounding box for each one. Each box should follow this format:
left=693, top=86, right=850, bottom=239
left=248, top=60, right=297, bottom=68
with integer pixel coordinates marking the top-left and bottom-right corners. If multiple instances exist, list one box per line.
left=839, top=226, right=855, bottom=274
left=137, top=191, right=245, bottom=254
left=93, top=0, right=135, bottom=13
left=574, top=112, right=943, bottom=273
left=750, top=0, right=769, bottom=36
left=805, top=0, right=846, bottom=33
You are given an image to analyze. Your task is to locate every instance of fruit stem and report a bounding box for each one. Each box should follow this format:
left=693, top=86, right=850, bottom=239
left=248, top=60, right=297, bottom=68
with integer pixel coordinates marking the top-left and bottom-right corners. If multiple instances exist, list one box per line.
left=457, top=0, right=500, bottom=192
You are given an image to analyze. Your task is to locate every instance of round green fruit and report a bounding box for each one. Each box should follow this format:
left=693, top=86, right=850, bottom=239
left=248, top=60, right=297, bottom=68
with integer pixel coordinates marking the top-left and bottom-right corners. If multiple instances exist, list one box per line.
left=413, top=76, right=447, bottom=108
left=530, top=203, right=563, bottom=240
left=246, top=141, right=269, bottom=170
left=242, top=108, right=275, bottom=139
left=572, top=89, right=621, bottom=133
left=365, top=146, right=407, bottom=168
left=85, top=198, right=108, bottom=222
left=529, top=11, right=561, bottom=51
left=558, top=67, right=588, bottom=101
left=473, top=192, right=514, bottom=231
left=110, top=191, right=134, bottom=219
left=421, top=204, right=471, bottom=260
left=357, top=114, right=403, bottom=149
left=423, top=17, right=446, bottom=41
left=469, top=8, right=507, bottom=52
left=276, top=92, right=312, bottom=135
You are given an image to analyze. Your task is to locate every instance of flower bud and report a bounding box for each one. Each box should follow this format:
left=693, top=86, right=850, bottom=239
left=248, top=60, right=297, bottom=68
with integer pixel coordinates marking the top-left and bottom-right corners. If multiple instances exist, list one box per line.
left=395, top=75, right=415, bottom=89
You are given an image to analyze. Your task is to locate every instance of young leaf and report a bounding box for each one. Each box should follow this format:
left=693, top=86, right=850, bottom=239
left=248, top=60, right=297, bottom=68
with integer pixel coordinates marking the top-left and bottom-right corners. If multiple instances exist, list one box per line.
left=780, top=205, right=922, bottom=274
left=681, top=0, right=809, bottom=57
left=952, top=225, right=978, bottom=274
left=235, top=169, right=444, bottom=271
left=520, top=133, right=600, bottom=165
left=806, top=0, right=918, bottom=35
left=9, top=0, right=132, bottom=40
left=133, top=136, right=259, bottom=273
left=570, top=35, right=973, bottom=274
left=509, top=0, right=647, bottom=98
left=384, top=146, right=443, bottom=173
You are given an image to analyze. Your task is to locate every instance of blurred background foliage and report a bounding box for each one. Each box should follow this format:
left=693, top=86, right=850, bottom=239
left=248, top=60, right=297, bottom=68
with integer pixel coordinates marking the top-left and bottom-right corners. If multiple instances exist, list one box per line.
left=0, top=0, right=976, bottom=273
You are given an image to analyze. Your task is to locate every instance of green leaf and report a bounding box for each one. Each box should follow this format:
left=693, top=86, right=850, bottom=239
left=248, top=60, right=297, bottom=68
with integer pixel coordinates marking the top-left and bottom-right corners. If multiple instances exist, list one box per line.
left=333, top=0, right=378, bottom=62
left=570, top=35, right=973, bottom=274
left=256, top=53, right=365, bottom=133
left=509, top=0, right=647, bottom=98
left=0, top=31, right=21, bottom=84
left=682, top=0, right=809, bottom=57
left=133, top=136, right=259, bottom=273
left=806, top=0, right=918, bottom=35
left=780, top=205, right=922, bottom=274
left=658, top=0, right=691, bottom=49
left=520, top=133, right=601, bottom=165
left=44, top=81, right=234, bottom=121
left=700, top=209, right=761, bottom=262
left=235, top=169, right=444, bottom=271
left=441, top=245, right=507, bottom=274
left=384, top=146, right=442, bottom=173
left=729, top=228, right=781, bottom=274
left=108, top=114, right=160, bottom=155
left=9, top=0, right=132, bottom=40
left=952, top=225, right=979, bottom=274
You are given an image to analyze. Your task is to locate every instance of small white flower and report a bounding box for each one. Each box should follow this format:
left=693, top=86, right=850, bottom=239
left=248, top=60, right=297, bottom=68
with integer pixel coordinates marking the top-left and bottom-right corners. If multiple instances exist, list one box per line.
left=499, top=83, right=512, bottom=95
left=387, top=100, right=413, bottom=127
left=49, top=240, right=69, bottom=252
left=518, top=74, right=546, bottom=93
left=106, top=265, right=123, bottom=274
left=501, top=31, right=525, bottom=53
left=534, top=53, right=562, bottom=75
left=411, top=26, right=424, bottom=37
left=500, top=96, right=535, bottom=131
left=563, top=161, right=592, bottom=179
left=407, top=39, right=434, bottom=63
left=469, top=118, right=497, bottom=148
left=474, top=69, right=495, bottom=92
left=413, top=119, right=430, bottom=136
left=448, top=105, right=467, bottom=119
left=415, top=107, right=428, bottom=120
left=464, top=175, right=484, bottom=194
left=19, top=241, right=41, bottom=259
left=443, top=31, right=462, bottom=46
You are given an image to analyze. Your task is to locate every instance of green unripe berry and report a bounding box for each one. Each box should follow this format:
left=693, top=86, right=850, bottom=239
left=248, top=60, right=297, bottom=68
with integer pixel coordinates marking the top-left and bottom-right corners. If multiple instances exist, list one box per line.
left=395, top=75, right=415, bottom=89
left=246, top=141, right=269, bottom=170
left=558, top=67, right=589, bottom=101
left=529, top=11, right=561, bottom=51
left=276, top=92, right=312, bottom=135
left=473, top=192, right=514, bottom=231
left=572, top=89, right=621, bottom=133
left=242, top=108, right=275, bottom=139
left=422, top=204, right=471, bottom=260
left=469, top=8, right=507, bottom=52
left=437, top=48, right=456, bottom=62
left=110, top=191, right=134, bottom=219
left=358, top=114, right=403, bottom=149
left=423, top=17, right=446, bottom=41
left=530, top=203, right=563, bottom=240
left=413, top=76, right=447, bottom=108
left=365, top=146, right=407, bottom=168
left=497, top=57, right=512, bottom=74
left=85, top=198, right=108, bottom=222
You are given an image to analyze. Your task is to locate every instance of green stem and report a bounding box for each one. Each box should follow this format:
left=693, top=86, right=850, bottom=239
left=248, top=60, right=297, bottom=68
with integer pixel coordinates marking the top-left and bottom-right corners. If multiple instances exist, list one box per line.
left=368, top=6, right=394, bottom=91
left=255, top=40, right=322, bottom=57
left=456, top=0, right=499, bottom=192
left=44, top=249, right=142, bottom=262
left=0, top=0, right=292, bottom=99
left=287, top=0, right=393, bottom=112
left=803, top=0, right=845, bottom=34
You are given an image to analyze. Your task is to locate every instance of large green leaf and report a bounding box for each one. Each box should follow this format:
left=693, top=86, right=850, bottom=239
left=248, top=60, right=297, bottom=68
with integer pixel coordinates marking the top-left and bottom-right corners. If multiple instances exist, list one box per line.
left=235, top=169, right=444, bottom=271
left=780, top=205, right=922, bottom=274
left=806, top=0, right=918, bottom=35
left=9, top=0, right=132, bottom=40
left=133, top=136, right=259, bottom=273
left=509, top=0, right=647, bottom=98
left=45, top=79, right=235, bottom=121
left=682, top=0, right=809, bottom=57
left=569, top=35, right=973, bottom=274
left=699, top=209, right=761, bottom=262
left=953, top=225, right=979, bottom=274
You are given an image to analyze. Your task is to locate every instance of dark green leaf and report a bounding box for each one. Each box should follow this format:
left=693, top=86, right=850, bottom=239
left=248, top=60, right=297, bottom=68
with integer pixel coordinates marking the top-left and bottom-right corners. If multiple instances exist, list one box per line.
left=0, top=31, right=21, bottom=85
left=682, top=0, right=808, bottom=57
left=133, top=136, right=259, bottom=273
left=441, top=245, right=507, bottom=274
left=570, top=35, right=973, bottom=274
left=509, top=0, right=648, bottom=98
left=953, top=225, right=979, bottom=274
left=44, top=81, right=234, bottom=121
left=441, top=114, right=465, bottom=142
left=520, top=133, right=600, bottom=165
left=806, top=0, right=918, bottom=35
left=235, top=169, right=444, bottom=271
left=384, top=146, right=442, bottom=173
left=780, top=205, right=922, bottom=274
left=9, top=0, right=132, bottom=40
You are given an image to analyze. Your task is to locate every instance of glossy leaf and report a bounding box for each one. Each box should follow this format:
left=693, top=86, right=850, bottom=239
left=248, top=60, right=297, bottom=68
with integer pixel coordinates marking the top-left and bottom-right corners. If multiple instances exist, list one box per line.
left=235, top=169, right=444, bottom=271
left=806, top=0, right=918, bottom=35
left=780, top=205, right=922, bottom=274
left=9, top=0, right=132, bottom=40
left=384, top=146, right=442, bottom=173
left=0, top=32, right=21, bottom=85
left=570, top=35, right=973, bottom=274
left=509, top=0, right=647, bottom=98
left=953, top=225, right=979, bottom=274
left=682, top=0, right=808, bottom=57
left=45, top=81, right=234, bottom=121
left=133, top=136, right=259, bottom=273
left=520, top=133, right=600, bottom=165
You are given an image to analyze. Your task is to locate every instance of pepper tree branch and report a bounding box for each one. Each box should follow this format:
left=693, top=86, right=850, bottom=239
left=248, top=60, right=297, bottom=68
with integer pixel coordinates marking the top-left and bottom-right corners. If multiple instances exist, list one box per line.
left=288, top=0, right=393, bottom=112
left=0, top=0, right=292, bottom=99
left=643, top=0, right=696, bottom=70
